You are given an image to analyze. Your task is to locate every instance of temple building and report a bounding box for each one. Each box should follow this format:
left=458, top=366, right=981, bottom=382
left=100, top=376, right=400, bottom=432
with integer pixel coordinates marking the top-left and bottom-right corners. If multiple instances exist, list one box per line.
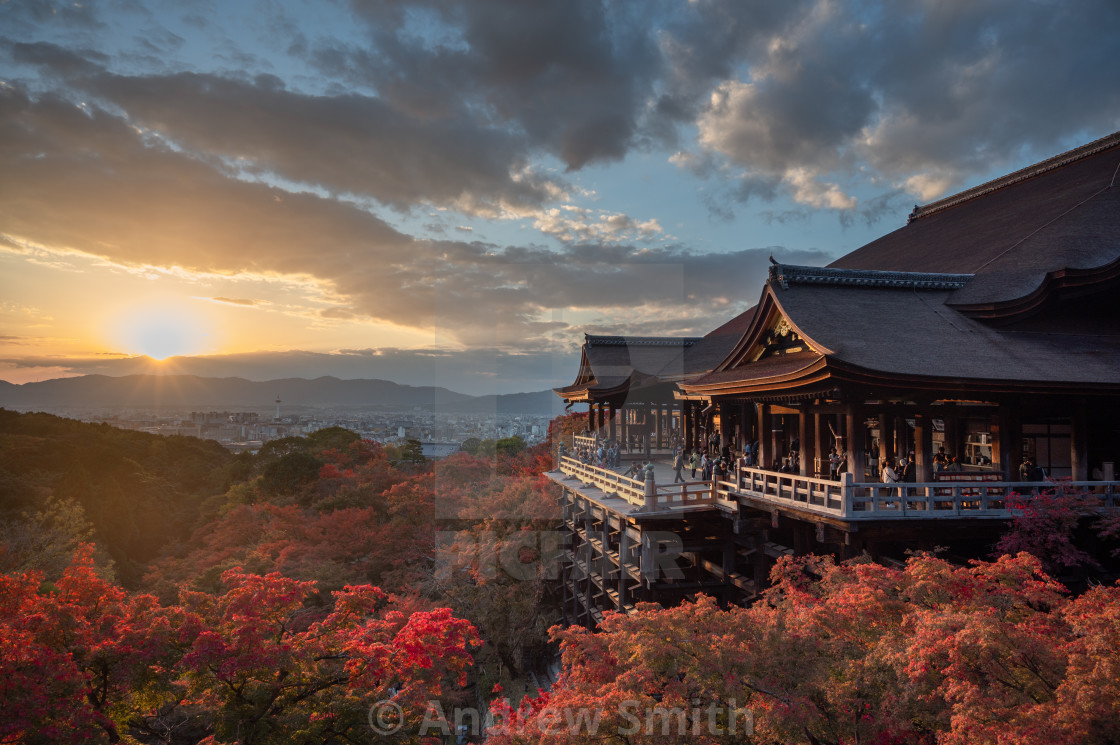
left=551, top=131, right=1120, bottom=627
left=553, top=309, right=755, bottom=454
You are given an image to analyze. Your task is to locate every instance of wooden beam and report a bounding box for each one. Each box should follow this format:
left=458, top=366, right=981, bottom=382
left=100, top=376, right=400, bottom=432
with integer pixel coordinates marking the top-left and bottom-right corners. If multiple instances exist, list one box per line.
left=846, top=403, right=866, bottom=479
left=1072, top=402, right=1089, bottom=481
left=757, top=403, right=771, bottom=469
left=799, top=405, right=812, bottom=477
left=914, top=412, right=931, bottom=482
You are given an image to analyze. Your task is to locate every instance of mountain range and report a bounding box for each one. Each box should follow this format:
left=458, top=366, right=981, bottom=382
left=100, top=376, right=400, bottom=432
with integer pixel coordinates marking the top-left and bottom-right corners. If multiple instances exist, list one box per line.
left=0, top=375, right=566, bottom=417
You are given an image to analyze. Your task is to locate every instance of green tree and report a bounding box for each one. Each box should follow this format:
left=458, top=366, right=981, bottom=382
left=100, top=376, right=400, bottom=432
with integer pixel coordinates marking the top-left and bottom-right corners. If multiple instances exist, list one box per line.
left=305, top=426, right=361, bottom=452
left=388, top=438, right=426, bottom=466
left=494, top=436, right=526, bottom=457
left=261, top=451, right=323, bottom=495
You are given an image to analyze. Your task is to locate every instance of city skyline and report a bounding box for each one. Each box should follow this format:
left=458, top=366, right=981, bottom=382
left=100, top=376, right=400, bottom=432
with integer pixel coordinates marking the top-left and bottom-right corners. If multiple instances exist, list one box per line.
left=2, top=0, right=1119, bottom=395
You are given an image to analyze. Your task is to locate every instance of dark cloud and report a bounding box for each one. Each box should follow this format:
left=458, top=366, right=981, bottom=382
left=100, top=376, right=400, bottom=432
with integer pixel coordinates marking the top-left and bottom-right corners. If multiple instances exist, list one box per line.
left=858, top=0, right=1120, bottom=194
left=676, top=0, right=1120, bottom=202
left=329, top=0, right=663, bottom=170
left=6, top=39, right=563, bottom=215
left=0, top=84, right=829, bottom=351
left=654, top=0, right=819, bottom=128
left=0, top=0, right=104, bottom=31
left=10, top=1, right=1119, bottom=214
left=8, top=39, right=110, bottom=77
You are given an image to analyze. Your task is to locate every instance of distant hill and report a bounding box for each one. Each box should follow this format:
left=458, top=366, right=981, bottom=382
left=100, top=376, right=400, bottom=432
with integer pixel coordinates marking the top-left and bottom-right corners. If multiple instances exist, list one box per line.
left=0, top=375, right=565, bottom=416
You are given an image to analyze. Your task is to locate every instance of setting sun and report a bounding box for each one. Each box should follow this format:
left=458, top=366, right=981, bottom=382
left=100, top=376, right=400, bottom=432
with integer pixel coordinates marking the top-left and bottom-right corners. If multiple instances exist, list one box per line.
left=111, top=306, right=213, bottom=360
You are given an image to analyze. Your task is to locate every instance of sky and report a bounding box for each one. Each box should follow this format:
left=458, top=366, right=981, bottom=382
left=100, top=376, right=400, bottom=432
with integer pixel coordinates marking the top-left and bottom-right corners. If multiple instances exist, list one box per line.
left=1, top=0, right=1118, bottom=395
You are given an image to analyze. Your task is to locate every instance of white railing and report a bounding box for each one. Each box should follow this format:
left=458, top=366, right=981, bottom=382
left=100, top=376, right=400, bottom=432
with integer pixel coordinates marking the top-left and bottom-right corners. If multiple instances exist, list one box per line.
left=558, top=458, right=1120, bottom=520
left=846, top=480, right=1120, bottom=519
left=722, top=467, right=846, bottom=516
left=559, top=457, right=645, bottom=506
left=726, top=466, right=1120, bottom=521
left=558, top=457, right=717, bottom=511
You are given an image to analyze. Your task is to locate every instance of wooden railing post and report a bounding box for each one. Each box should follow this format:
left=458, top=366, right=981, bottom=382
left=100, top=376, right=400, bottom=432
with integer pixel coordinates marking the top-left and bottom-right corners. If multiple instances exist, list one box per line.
left=840, top=472, right=854, bottom=518
left=644, top=465, right=656, bottom=511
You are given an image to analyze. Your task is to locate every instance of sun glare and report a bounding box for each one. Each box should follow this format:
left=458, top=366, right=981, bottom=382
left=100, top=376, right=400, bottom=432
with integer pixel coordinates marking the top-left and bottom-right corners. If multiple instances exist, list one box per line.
left=112, top=306, right=212, bottom=360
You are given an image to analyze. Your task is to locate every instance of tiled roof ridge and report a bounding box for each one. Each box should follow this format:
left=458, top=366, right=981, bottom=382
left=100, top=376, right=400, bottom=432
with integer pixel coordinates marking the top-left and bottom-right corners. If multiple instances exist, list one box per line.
left=584, top=334, right=705, bottom=346
left=907, top=131, right=1120, bottom=223
left=768, top=262, right=973, bottom=290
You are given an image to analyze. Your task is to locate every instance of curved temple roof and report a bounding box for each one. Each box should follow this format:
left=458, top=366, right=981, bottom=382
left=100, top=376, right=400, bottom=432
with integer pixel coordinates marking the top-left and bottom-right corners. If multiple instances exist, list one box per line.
left=830, top=131, right=1120, bottom=315
left=683, top=262, right=1120, bottom=397
left=562, top=132, right=1120, bottom=403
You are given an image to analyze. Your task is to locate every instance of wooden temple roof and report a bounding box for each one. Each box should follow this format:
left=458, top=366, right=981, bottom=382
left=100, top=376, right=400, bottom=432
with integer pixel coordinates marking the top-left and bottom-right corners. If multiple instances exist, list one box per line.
left=559, top=131, right=1120, bottom=403
left=831, top=130, right=1120, bottom=317
left=553, top=335, right=703, bottom=401
left=681, top=132, right=1120, bottom=399
left=681, top=262, right=1120, bottom=398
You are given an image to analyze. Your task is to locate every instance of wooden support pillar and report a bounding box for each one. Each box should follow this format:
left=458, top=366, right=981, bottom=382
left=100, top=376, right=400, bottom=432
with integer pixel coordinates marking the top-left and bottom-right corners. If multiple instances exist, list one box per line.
left=813, top=410, right=828, bottom=477
left=681, top=401, right=691, bottom=453
left=878, top=410, right=892, bottom=465
left=914, top=412, right=931, bottom=482
left=893, top=415, right=906, bottom=461
left=716, top=402, right=727, bottom=453
left=644, top=402, right=652, bottom=452
left=1003, top=403, right=1021, bottom=479
left=799, top=406, right=812, bottom=477
left=618, top=528, right=629, bottom=609
left=740, top=403, right=749, bottom=448
left=664, top=403, right=670, bottom=449
left=586, top=403, right=594, bottom=433
left=1007, top=405, right=1023, bottom=480
left=1072, top=402, right=1089, bottom=481
left=689, top=403, right=698, bottom=450
left=723, top=541, right=735, bottom=596
left=607, top=403, right=616, bottom=444
left=758, top=404, right=771, bottom=469
left=944, top=409, right=960, bottom=462
left=770, top=411, right=782, bottom=469
left=653, top=403, right=662, bottom=450
left=846, top=403, right=866, bottom=479
left=684, top=402, right=691, bottom=451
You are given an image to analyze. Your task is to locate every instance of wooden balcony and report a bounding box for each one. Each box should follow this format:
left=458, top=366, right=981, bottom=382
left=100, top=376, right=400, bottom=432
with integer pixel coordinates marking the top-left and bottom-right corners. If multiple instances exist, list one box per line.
left=720, top=466, right=1120, bottom=521
left=557, top=456, right=725, bottom=514
left=556, top=458, right=1120, bottom=522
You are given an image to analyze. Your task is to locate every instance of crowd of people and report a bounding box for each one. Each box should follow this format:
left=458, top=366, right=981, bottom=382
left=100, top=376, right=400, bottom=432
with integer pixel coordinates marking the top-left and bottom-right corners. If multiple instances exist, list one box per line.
left=561, top=433, right=1044, bottom=487
left=558, top=439, right=622, bottom=468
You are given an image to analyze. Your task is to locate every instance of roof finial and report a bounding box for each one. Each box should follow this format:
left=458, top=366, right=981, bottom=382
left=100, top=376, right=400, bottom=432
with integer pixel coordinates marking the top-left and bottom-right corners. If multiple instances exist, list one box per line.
left=767, top=257, right=787, bottom=289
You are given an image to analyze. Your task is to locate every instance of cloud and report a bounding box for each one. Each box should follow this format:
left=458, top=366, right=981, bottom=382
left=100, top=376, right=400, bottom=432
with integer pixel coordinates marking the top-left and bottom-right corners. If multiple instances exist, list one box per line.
left=209, top=297, right=261, bottom=307
left=4, top=0, right=1119, bottom=386
left=533, top=207, right=663, bottom=245
left=0, top=84, right=830, bottom=352
left=10, top=0, right=1120, bottom=216
left=330, top=0, right=663, bottom=171
left=6, top=41, right=564, bottom=217
left=783, top=168, right=857, bottom=211
left=670, top=0, right=1120, bottom=204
